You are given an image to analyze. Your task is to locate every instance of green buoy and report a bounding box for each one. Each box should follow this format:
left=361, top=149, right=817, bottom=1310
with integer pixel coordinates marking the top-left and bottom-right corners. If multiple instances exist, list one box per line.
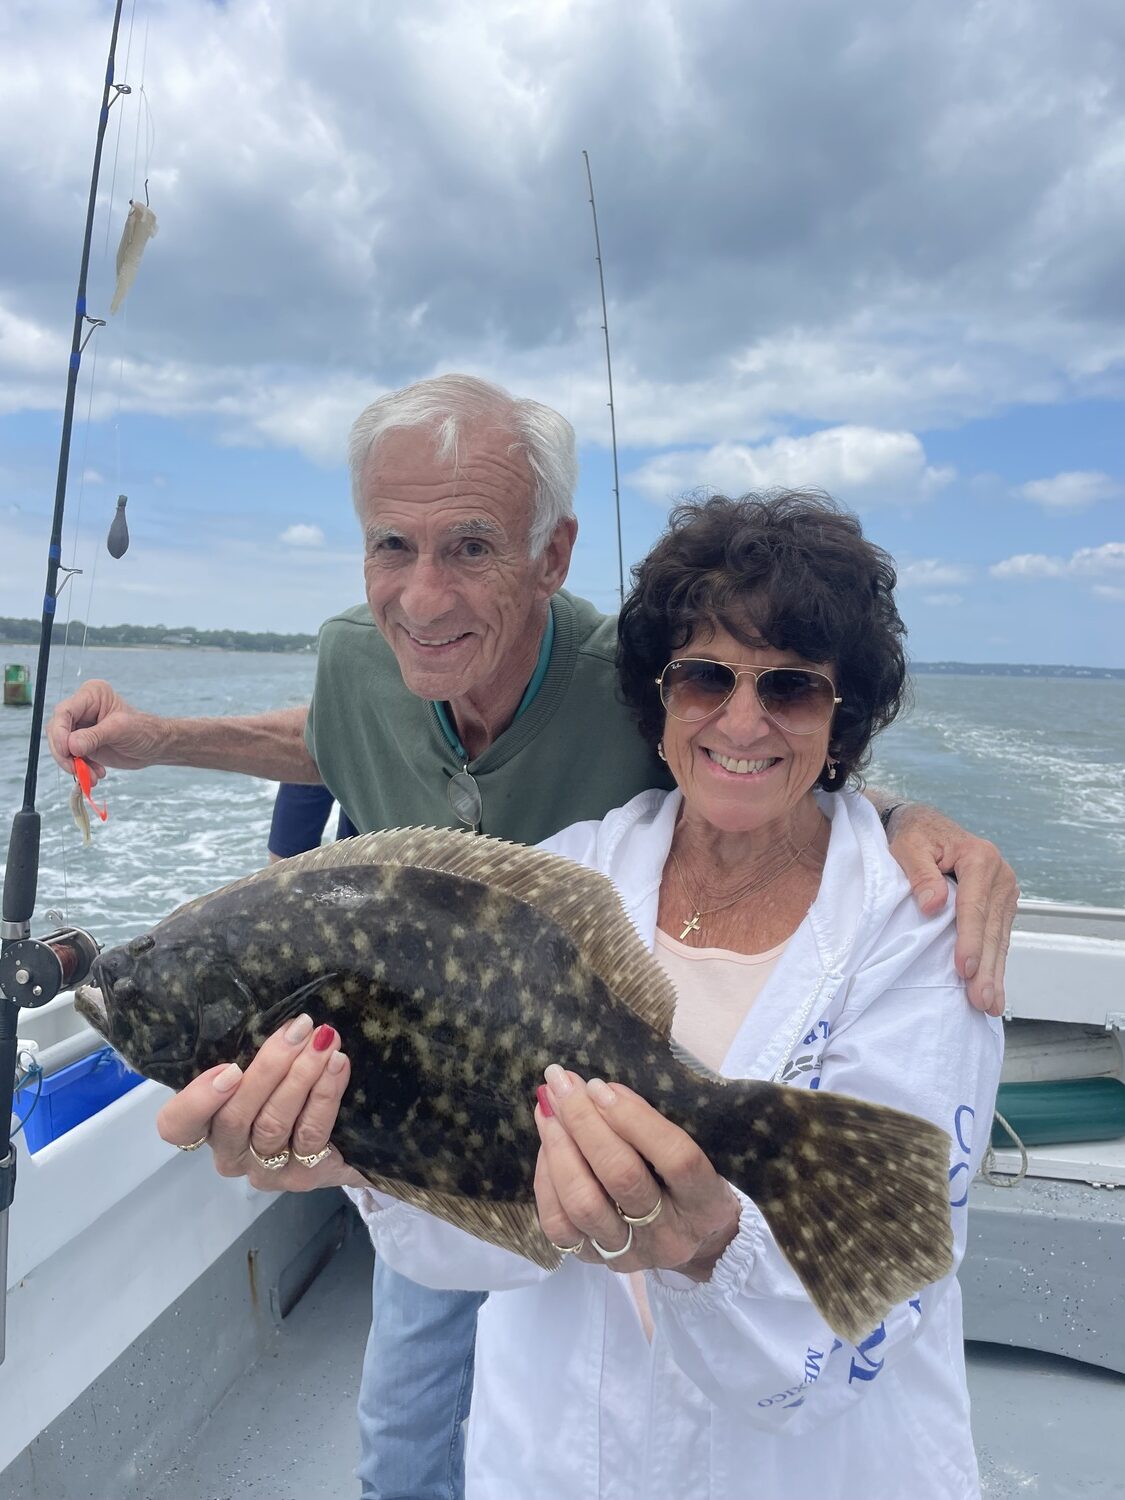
left=3, top=663, right=31, bottom=707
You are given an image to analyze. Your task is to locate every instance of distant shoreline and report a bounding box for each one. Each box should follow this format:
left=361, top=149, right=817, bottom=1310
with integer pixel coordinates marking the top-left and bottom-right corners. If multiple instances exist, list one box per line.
left=908, top=661, right=1125, bottom=681
left=0, top=617, right=315, bottom=655
left=0, top=620, right=1121, bottom=678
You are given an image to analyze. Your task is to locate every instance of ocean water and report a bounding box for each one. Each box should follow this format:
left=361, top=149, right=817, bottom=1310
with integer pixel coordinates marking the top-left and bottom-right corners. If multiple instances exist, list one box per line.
left=2, top=644, right=1123, bottom=952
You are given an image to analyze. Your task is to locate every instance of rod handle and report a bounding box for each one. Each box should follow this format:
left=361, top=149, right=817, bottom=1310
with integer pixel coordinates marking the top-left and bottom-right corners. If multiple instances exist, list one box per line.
left=2, top=810, right=41, bottom=927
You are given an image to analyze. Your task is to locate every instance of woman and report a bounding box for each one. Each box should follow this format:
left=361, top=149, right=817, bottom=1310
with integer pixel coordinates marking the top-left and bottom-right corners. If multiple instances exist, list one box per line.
left=350, top=491, right=1002, bottom=1500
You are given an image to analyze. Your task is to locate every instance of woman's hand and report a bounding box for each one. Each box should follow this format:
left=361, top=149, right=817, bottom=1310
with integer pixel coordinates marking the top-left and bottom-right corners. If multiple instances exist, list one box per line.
left=884, top=803, right=1018, bottom=1017
left=533, top=1066, right=740, bottom=1282
left=155, top=1014, right=366, bottom=1193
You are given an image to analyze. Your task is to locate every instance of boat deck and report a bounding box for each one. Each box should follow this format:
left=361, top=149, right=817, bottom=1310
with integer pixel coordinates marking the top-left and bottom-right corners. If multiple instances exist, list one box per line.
left=128, top=1227, right=1125, bottom=1500
left=6, top=896, right=1124, bottom=1497
left=141, top=1226, right=373, bottom=1500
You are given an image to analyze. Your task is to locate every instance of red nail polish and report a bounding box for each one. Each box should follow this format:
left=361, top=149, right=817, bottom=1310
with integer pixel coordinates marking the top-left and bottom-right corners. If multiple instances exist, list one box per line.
left=536, top=1084, right=554, bottom=1118
left=312, top=1024, right=336, bottom=1052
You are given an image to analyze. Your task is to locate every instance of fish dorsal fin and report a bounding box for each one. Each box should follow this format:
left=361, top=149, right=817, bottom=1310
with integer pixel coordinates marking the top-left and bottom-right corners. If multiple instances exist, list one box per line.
left=300, top=827, right=679, bottom=1041
left=358, top=1169, right=560, bottom=1272
left=160, top=853, right=287, bottom=922
left=669, top=1035, right=729, bottom=1085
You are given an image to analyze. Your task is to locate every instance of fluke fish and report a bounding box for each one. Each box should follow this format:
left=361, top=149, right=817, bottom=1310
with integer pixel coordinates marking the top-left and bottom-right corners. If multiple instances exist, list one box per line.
left=75, top=827, right=954, bottom=1343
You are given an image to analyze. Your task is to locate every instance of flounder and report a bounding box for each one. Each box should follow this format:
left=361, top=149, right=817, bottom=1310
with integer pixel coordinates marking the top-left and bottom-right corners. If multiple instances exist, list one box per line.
left=76, top=827, right=954, bottom=1343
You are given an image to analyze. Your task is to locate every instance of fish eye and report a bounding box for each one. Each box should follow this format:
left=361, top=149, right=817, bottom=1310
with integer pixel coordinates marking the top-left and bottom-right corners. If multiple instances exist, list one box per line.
left=127, top=934, right=155, bottom=957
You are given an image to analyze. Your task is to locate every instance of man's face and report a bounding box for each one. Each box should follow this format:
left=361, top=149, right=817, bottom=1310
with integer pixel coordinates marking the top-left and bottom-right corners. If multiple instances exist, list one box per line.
left=360, top=421, right=573, bottom=706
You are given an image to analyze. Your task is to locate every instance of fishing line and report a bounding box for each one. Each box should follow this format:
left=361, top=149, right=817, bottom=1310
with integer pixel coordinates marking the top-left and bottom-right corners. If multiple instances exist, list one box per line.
left=581, top=149, right=625, bottom=606
left=102, top=0, right=140, bottom=256
left=108, top=9, right=153, bottom=601
left=51, top=335, right=107, bottom=922
left=50, top=1, right=150, bottom=913
left=129, top=18, right=151, bottom=205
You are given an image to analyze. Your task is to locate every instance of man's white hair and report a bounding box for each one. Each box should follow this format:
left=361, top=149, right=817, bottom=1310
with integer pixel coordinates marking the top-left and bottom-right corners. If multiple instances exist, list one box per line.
left=348, top=374, right=577, bottom=557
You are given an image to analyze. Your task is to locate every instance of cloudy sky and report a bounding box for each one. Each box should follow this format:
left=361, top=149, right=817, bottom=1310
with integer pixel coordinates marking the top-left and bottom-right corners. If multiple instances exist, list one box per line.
left=1, top=0, right=1123, bottom=665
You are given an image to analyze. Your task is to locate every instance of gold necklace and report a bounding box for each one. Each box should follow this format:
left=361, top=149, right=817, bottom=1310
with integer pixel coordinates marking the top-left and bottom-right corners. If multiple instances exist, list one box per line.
left=670, top=833, right=817, bottom=942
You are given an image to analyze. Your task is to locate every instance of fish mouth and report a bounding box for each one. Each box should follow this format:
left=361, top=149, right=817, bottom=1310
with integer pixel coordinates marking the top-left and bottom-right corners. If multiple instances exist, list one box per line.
left=75, top=971, right=111, bottom=1039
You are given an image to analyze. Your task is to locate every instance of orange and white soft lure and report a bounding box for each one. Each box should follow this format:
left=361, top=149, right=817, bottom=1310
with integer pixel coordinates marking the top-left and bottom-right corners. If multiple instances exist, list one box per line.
left=69, top=755, right=108, bottom=845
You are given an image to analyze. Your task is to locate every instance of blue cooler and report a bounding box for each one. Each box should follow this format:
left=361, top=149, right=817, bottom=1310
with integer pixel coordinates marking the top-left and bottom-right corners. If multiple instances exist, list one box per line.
left=12, top=1046, right=144, bottom=1152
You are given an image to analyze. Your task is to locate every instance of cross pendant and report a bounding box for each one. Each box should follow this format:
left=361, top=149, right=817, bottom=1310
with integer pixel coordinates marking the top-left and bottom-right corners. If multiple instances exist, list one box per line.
left=679, top=912, right=701, bottom=941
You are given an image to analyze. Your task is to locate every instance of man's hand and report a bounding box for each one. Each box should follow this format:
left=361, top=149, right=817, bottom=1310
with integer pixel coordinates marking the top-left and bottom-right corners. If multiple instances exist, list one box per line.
left=885, top=803, right=1018, bottom=1017
left=155, top=1015, right=365, bottom=1193
left=47, top=679, right=169, bottom=784
left=47, top=682, right=318, bottom=783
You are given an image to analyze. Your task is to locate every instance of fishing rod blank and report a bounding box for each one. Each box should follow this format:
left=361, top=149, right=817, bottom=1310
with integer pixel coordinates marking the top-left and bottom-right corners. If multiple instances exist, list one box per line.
left=0, top=0, right=130, bottom=1369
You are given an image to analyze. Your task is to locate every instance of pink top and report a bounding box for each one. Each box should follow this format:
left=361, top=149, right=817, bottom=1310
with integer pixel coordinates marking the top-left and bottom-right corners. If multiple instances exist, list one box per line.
left=628, top=929, right=788, bottom=1338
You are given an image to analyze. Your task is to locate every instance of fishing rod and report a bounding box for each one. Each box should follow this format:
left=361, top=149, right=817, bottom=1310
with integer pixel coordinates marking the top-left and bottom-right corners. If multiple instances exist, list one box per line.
left=0, top=0, right=131, bottom=1366
left=581, top=150, right=625, bottom=606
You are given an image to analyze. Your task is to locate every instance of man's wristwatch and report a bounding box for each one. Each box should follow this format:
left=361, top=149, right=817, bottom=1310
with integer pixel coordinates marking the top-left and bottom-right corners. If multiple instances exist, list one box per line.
left=879, top=802, right=907, bottom=832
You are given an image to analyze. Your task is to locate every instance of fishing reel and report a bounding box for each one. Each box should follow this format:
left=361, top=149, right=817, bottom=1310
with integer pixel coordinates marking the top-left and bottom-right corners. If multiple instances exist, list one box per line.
left=0, top=926, right=101, bottom=1010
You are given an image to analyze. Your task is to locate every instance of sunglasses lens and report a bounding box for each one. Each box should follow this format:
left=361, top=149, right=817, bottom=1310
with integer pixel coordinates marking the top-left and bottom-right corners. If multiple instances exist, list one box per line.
left=660, top=661, right=837, bottom=731
left=447, top=770, right=483, bottom=831
left=660, top=659, right=737, bottom=720
left=757, top=669, right=836, bottom=731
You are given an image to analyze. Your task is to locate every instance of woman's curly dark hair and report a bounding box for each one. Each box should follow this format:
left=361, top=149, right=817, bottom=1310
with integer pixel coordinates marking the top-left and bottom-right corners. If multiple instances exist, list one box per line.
left=617, top=491, right=908, bottom=791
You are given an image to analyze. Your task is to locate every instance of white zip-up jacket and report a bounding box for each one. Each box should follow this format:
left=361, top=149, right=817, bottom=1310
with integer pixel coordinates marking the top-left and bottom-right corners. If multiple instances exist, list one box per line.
left=353, top=789, right=1004, bottom=1500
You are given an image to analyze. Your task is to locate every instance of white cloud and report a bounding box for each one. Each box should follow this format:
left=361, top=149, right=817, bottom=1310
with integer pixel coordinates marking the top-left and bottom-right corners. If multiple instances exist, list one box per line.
left=990, top=553, right=1067, bottom=579
left=898, top=559, right=974, bottom=589
left=0, top=512, right=360, bottom=635
left=922, top=592, right=964, bottom=608
left=1070, top=541, right=1125, bottom=576
left=628, top=426, right=953, bottom=507
left=1017, top=470, right=1123, bottom=510
left=0, top=301, right=65, bottom=381
left=81, top=468, right=104, bottom=485
left=1093, top=584, right=1125, bottom=601
left=990, top=541, right=1125, bottom=582
left=279, top=523, right=326, bottom=548
left=3, top=1, right=1125, bottom=456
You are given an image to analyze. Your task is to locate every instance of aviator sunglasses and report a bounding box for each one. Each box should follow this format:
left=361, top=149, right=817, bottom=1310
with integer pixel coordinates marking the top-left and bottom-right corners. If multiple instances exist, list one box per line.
left=656, top=658, right=842, bottom=734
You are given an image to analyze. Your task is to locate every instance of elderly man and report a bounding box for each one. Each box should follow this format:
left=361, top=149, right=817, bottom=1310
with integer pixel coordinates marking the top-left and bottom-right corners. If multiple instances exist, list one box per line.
left=49, top=374, right=1017, bottom=1500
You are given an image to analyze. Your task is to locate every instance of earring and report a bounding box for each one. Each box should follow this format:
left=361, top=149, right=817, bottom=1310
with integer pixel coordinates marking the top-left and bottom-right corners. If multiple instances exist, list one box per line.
left=657, top=740, right=667, bottom=762
left=825, top=754, right=838, bottom=782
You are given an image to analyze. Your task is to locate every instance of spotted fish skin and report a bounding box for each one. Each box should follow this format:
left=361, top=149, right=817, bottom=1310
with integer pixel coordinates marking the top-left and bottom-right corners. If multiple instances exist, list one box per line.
left=77, top=828, right=955, bottom=1345
left=81, top=863, right=774, bottom=1202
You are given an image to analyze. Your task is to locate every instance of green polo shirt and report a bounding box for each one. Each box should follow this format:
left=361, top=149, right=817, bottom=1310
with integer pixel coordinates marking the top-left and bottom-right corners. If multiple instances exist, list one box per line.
left=305, top=589, right=673, bottom=845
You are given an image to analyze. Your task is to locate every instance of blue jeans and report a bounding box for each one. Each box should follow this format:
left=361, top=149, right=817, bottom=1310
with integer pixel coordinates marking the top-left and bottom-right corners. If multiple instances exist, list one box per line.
left=357, top=1255, right=487, bottom=1500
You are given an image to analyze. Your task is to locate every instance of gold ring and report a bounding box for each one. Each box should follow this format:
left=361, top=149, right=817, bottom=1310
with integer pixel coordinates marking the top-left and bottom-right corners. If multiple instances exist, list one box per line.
left=175, top=1135, right=208, bottom=1152
left=590, top=1223, right=634, bottom=1261
left=293, top=1145, right=333, bottom=1169
left=248, top=1142, right=291, bottom=1172
left=549, top=1238, right=585, bottom=1256
left=618, top=1194, right=663, bottom=1228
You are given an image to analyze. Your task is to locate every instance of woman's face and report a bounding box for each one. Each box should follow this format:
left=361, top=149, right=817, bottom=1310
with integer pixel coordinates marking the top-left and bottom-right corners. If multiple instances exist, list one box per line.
left=661, top=622, right=837, bottom=837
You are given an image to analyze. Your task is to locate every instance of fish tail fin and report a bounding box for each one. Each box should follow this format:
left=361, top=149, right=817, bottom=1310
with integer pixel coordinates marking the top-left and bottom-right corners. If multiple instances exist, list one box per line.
left=703, top=1082, right=953, bottom=1344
